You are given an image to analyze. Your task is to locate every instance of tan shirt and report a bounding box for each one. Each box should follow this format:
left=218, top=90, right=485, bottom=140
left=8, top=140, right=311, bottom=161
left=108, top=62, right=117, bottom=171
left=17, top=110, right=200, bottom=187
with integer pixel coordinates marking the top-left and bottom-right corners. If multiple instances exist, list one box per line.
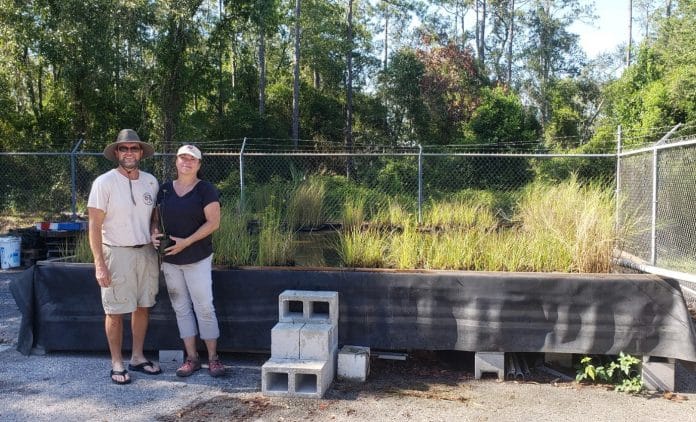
left=87, top=169, right=159, bottom=246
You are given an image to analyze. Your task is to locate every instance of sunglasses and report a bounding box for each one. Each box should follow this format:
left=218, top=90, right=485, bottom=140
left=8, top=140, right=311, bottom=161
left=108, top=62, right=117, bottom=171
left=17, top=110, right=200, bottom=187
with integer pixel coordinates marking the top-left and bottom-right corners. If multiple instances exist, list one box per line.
left=117, top=145, right=142, bottom=153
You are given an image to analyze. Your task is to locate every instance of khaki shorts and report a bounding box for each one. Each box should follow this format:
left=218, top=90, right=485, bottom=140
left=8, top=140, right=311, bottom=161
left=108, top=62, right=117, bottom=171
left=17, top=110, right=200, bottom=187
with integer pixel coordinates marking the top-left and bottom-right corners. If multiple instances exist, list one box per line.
left=101, top=244, right=159, bottom=315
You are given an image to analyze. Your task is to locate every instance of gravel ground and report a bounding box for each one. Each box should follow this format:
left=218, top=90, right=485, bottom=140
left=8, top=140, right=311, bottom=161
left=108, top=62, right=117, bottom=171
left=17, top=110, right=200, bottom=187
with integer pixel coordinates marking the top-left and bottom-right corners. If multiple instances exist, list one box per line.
left=2, top=268, right=696, bottom=422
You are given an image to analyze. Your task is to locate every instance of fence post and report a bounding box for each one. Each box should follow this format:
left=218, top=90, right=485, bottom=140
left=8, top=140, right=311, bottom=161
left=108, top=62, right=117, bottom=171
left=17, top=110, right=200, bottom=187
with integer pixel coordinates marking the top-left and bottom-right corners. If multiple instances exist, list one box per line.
left=70, top=138, right=84, bottom=220
left=650, top=144, right=658, bottom=265
left=239, top=137, right=247, bottom=214
left=615, top=126, right=622, bottom=231
left=417, top=144, right=423, bottom=224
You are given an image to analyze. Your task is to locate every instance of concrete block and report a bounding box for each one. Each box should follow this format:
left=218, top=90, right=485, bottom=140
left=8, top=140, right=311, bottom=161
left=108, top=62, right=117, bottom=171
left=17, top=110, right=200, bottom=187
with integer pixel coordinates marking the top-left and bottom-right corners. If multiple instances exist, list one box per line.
left=544, top=352, right=573, bottom=369
left=159, top=349, right=184, bottom=364
left=474, top=351, right=505, bottom=380
left=642, top=356, right=675, bottom=392
left=300, top=323, right=338, bottom=361
left=279, top=290, right=339, bottom=326
left=271, top=322, right=303, bottom=359
left=337, top=345, right=370, bottom=382
left=262, top=357, right=335, bottom=399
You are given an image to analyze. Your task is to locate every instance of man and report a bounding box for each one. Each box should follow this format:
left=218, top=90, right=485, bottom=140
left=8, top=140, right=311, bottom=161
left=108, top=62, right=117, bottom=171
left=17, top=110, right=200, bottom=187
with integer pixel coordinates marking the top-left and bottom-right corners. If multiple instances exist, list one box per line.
left=87, top=129, right=162, bottom=385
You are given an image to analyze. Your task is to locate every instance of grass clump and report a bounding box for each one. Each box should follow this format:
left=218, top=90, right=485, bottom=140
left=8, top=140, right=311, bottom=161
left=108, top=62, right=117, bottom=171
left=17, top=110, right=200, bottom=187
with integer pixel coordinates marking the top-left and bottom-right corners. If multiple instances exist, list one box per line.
left=257, top=206, right=294, bottom=266
left=213, top=207, right=254, bottom=266
left=341, top=195, right=366, bottom=230
left=287, top=176, right=326, bottom=229
left=337, top=227, right=386, bottom=268
left=516, top=175, right=616, bottom=273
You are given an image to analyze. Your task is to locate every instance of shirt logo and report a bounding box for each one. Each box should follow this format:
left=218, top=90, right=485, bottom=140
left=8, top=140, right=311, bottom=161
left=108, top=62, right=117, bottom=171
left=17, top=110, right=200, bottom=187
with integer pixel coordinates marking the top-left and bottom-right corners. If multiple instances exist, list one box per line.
left=143, top=192, right=154, bottom=206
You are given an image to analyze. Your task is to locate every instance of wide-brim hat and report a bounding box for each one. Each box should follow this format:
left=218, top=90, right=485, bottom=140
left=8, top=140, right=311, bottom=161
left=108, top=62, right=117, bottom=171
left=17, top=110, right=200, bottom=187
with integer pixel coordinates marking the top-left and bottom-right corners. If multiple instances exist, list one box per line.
left=103, top=129, right=155, bottom=161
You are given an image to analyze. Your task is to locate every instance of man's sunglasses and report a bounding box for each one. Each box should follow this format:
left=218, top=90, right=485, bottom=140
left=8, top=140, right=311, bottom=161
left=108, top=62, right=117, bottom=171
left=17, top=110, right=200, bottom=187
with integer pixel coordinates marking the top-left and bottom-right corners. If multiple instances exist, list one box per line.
left=117, top=146, right=142, bottom=153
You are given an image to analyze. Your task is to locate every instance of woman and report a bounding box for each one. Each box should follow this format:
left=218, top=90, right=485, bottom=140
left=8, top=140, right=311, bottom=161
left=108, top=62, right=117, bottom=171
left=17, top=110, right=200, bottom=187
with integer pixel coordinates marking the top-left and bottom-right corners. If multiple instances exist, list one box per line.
left=152, top=144, right=224, bottom=377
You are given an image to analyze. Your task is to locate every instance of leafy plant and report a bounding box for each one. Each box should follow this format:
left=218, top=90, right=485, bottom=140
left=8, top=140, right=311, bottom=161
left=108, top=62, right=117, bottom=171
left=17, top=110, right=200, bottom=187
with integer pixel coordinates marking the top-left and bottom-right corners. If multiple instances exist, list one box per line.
left=576, top=352, right=643, bottom=394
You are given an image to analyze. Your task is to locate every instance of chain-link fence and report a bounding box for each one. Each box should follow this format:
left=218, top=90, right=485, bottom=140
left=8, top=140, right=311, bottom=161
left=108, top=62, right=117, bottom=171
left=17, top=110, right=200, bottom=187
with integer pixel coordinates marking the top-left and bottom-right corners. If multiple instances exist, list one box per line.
left=617, top=136, right=696, bottom=276
left=0, top=141, right=616, bottom=227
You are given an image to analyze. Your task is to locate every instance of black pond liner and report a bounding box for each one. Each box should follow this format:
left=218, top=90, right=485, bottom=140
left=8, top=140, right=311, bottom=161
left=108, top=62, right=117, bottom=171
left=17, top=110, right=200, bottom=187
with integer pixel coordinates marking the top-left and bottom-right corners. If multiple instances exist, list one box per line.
left=10, top=261, right=696, bottom=362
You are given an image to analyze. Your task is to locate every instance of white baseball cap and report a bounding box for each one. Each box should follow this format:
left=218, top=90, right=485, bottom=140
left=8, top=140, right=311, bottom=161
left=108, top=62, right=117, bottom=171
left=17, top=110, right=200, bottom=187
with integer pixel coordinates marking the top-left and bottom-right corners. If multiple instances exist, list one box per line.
left=177, top=144, right=202, bottom=160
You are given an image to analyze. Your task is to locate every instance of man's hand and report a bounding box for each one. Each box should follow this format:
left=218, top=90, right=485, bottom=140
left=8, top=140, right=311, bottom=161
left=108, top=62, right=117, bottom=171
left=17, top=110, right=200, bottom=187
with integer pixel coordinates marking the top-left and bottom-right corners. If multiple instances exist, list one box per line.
left=95, top=262, right=111, bottom=287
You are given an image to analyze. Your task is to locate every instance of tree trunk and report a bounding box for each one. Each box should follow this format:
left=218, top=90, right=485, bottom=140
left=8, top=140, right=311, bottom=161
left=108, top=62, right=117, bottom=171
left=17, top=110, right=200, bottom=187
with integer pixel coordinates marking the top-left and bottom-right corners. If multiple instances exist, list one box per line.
left=258, top=29, right=266, bottom=116
left=626, top=0, right=633, bottom=66
left=292, top=0, right=301, bottom=145
left=346, top=0, right=354, bottom=178
left=507, top=0, right=514, bottom=84
left=476, top=0, right=487, bottom=64
left=383, top=5, right=389, bottom=72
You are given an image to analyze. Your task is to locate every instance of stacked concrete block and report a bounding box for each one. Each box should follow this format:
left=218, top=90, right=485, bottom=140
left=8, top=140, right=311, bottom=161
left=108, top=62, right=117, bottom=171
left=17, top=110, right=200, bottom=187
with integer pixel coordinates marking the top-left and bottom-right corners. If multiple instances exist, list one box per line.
left=262, top=290, right=339, bottom=398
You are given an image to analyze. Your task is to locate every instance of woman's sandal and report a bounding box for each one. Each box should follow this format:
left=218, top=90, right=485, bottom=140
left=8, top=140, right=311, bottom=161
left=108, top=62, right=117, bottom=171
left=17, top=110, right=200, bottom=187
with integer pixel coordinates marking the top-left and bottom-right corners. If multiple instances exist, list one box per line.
left=110, top=369, right=131, bottom=385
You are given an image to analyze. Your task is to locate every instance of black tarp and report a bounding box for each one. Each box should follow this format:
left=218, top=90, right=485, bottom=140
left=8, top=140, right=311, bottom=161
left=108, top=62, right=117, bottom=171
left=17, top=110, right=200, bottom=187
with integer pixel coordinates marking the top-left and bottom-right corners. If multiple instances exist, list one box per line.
left=10, top=262, right=696, bottom=361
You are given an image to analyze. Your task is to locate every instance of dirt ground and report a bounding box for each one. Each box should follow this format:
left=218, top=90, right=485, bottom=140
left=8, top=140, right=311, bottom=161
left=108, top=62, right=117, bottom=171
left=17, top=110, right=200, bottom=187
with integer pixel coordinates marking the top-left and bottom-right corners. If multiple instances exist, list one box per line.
left=157, top=351, right=696, bottom=422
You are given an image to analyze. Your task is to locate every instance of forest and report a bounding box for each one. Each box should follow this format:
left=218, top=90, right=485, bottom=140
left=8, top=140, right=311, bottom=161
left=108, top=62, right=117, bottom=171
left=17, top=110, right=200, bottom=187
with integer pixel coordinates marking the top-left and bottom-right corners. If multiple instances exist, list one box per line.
left=0, top=0, right=695, bottom=154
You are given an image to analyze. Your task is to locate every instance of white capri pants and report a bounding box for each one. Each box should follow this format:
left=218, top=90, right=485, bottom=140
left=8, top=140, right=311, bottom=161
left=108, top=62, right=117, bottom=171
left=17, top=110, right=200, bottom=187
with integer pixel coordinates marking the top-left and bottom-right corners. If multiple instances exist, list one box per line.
left=161, top=254, right=220, bottom=340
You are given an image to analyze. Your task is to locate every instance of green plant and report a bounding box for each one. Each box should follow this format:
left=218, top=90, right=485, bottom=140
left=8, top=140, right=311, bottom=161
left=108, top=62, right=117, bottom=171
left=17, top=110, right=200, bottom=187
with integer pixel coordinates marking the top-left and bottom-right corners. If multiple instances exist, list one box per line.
left=257, top=206, right=294, bottom=266
left=341, top=195, right=366, bottom=230
left=287, top=176, right=326, bottom=229
left=213, top=207, right=254, bottom=266
left=69, top=233, right=93, bottom=263
left=336, top=227, right=386, bottom=268
left=576, top=352, right=643, bottom=394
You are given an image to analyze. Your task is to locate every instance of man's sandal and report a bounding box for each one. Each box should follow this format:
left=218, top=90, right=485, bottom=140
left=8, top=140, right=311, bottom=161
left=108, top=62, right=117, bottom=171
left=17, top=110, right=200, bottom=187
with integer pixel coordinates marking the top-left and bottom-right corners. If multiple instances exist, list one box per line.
left=110, top=369, right=131, bottom=385
left=128, top=360, right=162, bottom=375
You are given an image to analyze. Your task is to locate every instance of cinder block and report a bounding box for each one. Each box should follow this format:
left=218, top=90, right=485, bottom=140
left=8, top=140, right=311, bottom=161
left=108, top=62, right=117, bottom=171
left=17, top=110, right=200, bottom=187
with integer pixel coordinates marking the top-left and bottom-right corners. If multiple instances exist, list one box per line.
left=475, top=351, right=505, bottom=379
left=337, top=345, right=370, bottom=382
left=279, top=290, right=339, bottom=326
left=642, top=356, right=675, bottom=392
left=544, top=352, right=573, bottom=369
left=159, top=349, right=184, bottom=364
left=262, top=357, right=335, bottom=398
left=271, top=322, right=303, bottom=359
left=300, top=323, right=338, bottom=361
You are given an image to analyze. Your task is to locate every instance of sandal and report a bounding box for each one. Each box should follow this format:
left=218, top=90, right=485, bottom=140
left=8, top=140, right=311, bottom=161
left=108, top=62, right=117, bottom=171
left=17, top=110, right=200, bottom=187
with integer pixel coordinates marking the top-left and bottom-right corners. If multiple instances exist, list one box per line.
left=128, top=360, right=162, bottom=375
left=110, top=369, right=131, bottom=385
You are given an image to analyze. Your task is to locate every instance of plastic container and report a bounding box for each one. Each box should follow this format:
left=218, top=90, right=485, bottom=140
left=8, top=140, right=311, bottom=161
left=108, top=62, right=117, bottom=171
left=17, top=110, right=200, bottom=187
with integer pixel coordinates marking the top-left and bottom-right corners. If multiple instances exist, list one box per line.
left=0, top=236, right=21, bottom=269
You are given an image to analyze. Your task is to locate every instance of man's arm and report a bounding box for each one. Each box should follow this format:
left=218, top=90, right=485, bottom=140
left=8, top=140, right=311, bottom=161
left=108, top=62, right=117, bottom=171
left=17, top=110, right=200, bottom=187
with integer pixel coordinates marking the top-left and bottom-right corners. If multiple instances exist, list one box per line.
left=88, top=207, right=111, bottom=287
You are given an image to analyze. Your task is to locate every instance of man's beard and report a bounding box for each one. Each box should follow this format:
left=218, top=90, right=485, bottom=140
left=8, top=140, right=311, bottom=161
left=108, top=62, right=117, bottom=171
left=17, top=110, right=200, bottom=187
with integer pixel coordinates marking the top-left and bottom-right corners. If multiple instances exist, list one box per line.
left=119, top=158, right=140, bottom=170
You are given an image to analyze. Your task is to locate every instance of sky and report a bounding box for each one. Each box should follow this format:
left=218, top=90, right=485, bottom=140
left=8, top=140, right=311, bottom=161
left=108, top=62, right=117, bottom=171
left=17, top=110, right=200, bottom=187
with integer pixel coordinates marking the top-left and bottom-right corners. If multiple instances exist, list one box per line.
left=572, top=1, right=633, bottom=58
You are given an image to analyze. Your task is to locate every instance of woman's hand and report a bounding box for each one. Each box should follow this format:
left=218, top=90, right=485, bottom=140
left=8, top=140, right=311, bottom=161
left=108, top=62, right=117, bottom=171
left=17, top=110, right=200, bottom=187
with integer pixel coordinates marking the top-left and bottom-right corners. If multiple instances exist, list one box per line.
left=163, top=235, right=190, bottom=255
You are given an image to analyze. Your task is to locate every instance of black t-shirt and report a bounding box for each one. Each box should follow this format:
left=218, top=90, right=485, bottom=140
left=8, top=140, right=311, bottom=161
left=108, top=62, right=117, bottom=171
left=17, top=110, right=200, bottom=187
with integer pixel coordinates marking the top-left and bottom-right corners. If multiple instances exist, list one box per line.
left=157, top=180, right=220, bottom=265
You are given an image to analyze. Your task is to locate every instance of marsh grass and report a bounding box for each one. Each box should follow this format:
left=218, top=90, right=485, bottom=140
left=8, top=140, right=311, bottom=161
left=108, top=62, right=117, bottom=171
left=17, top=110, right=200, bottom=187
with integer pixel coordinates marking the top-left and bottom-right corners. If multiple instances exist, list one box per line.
left=372, top=200, right=414, bottom=228
left=388, top=222, right=421, bottom=269
left=69, top=233, right=93, bottom=263
left=337, top=176, right=620, bottom=272
left=336, top=227, right=386, bottom=268
left=213, top=207, right=254, bottom=266
left=341, top=195, right=366, bottom=230
left=257, top=206, right=295, bottom=266
left=423, top=199, right=498, bottom=231
left=287, top=176, right=326, bottom=229
left=516, top=176, right=616, bottom=272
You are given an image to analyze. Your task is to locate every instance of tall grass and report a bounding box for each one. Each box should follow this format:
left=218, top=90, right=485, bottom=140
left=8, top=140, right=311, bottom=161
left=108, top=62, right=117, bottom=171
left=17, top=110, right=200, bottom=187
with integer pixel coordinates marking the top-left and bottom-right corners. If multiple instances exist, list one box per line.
left=372, top=200, right=413, bottom=228
left=515, top=176, right=616, bottom=273
left=336, top=227, right=386, bottom=268
left=213, top=207, right=254, bottom=266
left=257, top=206, right=295, bottom=266
left=423, top=199, right=498, bottom=231
left=388, top=222, right=421, bottom=269
left=70, top=233, right=93, bottom=263
left=341, top=195, right=366, bottom=230
left=286, top=176, right=326, bottom=229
